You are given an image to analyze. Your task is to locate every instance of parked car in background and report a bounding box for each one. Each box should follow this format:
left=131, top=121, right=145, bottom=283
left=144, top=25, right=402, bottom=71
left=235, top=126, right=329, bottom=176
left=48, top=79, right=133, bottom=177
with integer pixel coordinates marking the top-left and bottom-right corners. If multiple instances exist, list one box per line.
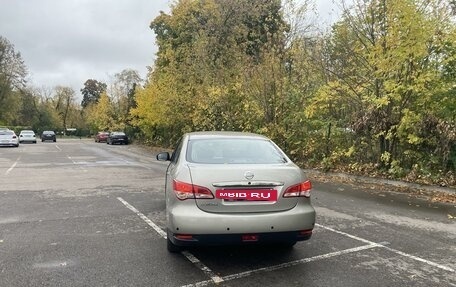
left=156, top=131, right=316, bottom=252
left=0, top=130, right=19, bottom=147
left=107, top=132, right=129, bottom=145
left=41, top=131, right=56, bottom=142
left=95, top=131, right=110, bottom=143
left=19, top=130, right=37, bottom=143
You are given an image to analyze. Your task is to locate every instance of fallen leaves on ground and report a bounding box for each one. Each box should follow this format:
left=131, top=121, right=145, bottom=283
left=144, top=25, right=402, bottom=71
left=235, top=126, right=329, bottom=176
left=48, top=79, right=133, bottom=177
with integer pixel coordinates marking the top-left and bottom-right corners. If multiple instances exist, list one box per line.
left=308, top=171, right=456, bottom=204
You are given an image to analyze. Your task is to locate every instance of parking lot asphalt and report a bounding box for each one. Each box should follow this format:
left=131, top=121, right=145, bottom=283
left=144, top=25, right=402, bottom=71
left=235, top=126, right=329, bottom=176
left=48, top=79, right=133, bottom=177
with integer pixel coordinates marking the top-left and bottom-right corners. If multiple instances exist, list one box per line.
left=0, top=139, right=455, bottom=287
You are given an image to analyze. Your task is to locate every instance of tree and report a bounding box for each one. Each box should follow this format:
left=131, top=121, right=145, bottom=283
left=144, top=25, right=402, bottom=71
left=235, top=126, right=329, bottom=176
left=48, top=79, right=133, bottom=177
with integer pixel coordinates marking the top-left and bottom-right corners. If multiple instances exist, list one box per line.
left=0, top=36, right=27, bottom=125
left=54, top=86, right=77, bottom=134
left=80, top=79, right=107, bottom=108
left=86, top=92, right=115, bottom=132
left=133, top=0, right=291, bottom=145
left=308, top=0, right=456, bottom=175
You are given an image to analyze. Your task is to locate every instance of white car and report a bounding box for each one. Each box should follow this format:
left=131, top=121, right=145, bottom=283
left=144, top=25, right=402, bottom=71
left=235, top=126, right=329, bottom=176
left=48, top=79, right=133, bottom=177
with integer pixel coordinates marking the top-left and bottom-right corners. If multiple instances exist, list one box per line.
left=156, top=131, right=316, bottom=252
left=19, top=130, right=37, bottom=144
left=0, top=130, right=19, bottom=147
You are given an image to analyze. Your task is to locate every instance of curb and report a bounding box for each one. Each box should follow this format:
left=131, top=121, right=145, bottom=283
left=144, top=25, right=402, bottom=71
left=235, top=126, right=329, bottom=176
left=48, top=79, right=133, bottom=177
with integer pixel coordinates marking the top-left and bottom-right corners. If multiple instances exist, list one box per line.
left=303, top=169, right=456, bottom=195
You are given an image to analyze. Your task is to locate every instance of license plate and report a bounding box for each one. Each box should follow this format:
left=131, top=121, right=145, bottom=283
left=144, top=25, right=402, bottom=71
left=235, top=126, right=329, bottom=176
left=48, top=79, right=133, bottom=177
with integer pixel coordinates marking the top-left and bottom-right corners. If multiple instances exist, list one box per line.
left=216, top=189, right=277, bottom=201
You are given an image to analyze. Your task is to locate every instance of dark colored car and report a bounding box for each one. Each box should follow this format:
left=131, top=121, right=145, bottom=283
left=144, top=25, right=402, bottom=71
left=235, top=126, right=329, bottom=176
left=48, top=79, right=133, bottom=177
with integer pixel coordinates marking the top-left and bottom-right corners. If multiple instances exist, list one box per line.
left=41, top=131, right=56, bottom=142
left=95, top=131, right=109, bottom=142
left=107, top=132, right=129, bottom=145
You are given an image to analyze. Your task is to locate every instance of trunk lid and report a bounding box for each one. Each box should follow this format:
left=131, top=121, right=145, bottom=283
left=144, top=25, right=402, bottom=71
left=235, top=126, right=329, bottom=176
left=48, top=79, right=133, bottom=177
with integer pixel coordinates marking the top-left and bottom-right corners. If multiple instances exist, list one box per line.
left=188, top=163, right=301, bottom=213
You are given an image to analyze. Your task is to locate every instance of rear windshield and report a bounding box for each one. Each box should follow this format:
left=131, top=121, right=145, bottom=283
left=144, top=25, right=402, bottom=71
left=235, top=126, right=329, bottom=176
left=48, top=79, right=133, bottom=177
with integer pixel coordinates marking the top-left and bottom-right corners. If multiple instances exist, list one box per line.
left=0, top=131, right=13, bottom=136
left=186, top=138, right=287, bottom=164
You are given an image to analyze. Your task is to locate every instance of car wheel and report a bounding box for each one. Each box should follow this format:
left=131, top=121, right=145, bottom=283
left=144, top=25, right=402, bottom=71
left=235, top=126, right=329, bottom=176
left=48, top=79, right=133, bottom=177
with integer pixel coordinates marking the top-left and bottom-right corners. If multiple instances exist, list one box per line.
left=167, top=237, right=181, bottom=253
left=53, top=139, right=56, bottom=142
left=33, top=141, right=36, bottom=144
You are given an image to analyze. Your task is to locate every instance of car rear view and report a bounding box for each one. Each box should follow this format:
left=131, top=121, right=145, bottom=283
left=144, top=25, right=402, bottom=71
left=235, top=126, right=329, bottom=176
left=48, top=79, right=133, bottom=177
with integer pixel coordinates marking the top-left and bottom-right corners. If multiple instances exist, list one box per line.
left=107, top=132, right=129, bottom=145
left=0, top=130, right=19, bottom=147
left=157, top=131, right=315, bottom=252
left=41, top=131, right=56, bottom=142
left=95, top=132, right=110, bottom=142
left=19, top=130, right=37, bottom=143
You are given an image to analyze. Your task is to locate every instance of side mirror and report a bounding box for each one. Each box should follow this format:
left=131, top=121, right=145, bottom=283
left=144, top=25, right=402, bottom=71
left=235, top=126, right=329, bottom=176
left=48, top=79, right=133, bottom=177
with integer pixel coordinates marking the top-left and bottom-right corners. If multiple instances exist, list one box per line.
left=156, top=152, right=171, bottom=161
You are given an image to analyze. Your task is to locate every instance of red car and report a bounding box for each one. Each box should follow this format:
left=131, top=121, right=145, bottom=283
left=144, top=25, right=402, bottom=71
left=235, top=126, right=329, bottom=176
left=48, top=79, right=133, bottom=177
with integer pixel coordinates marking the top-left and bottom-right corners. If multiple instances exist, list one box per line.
left=95, top=132, right=109, bottom=143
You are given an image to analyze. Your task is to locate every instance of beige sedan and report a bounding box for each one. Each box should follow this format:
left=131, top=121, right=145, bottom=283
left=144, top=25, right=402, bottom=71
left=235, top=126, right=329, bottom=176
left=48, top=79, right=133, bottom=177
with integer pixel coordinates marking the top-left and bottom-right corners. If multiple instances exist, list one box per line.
left=157, top=131, right=316, bottom=252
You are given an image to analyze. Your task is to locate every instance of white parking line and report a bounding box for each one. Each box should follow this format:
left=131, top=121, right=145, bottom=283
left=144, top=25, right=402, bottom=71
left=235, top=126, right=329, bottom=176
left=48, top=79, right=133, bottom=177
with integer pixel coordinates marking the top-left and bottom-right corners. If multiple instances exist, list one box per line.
left=181, top=251, right=224, bottom=284
left=315, top=224, right=454, bottom=272
left=67, top=156, right=76, bottom=164
left=117, top=197, right=454, bottom=287
left=181, top=243, right=379, bottom=287
left=5, top=157, right=20, bottom=175
left=117, top=197, right=166, bottom=238
left=55, top=145, right=61, bottom=151
left=117, top=197, right=224, bottom=284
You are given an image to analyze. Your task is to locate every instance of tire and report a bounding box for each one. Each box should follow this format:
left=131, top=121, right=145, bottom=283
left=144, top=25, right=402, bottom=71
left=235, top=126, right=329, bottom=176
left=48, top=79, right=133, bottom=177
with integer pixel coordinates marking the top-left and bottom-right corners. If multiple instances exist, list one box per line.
left=167, top=237, right=181, bottom=253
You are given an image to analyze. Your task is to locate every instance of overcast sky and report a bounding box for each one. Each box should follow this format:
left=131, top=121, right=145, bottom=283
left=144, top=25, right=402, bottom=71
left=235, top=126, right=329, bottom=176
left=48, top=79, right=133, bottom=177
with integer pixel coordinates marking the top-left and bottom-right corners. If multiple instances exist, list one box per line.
left=0, top=0, right=342, bottom=99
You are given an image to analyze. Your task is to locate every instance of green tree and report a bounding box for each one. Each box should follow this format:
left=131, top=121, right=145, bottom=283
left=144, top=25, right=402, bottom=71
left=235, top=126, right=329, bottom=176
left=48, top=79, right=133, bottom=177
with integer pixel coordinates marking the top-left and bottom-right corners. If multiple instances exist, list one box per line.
left=133, top=0, right=290, bottom=145
left=309, top=0, right=456, bottom=176
left=80, top=79, right=107, bottom=108
left=0, top=36, right=27, bottom=125
left=53, top=86, right=78, bottom=134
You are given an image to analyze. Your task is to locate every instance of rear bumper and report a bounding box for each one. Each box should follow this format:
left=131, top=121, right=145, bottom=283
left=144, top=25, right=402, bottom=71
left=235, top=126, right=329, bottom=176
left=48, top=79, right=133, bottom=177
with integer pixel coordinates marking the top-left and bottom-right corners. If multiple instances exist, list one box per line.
left=0, top=143, right=19, bottom=146
left=111, top=139, right=128, bottom=144
left=169, top=230, right=312, bottom=246
left=167, top=202, right=315, bottom=246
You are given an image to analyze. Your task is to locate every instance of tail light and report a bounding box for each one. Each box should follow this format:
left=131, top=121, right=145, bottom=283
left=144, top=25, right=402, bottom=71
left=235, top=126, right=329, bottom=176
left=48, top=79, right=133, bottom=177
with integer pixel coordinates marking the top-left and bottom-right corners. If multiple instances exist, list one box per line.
left=283, top=180, right=312, bottom=198
left=242, top=234, right=259, bottom=242
left=173, top=180, right=214, bottom=200
left=12, top=135, right=17, bottom=139
left=299, top=229, right=313, bottom=236
left=175, top=234, right=194, bottom=241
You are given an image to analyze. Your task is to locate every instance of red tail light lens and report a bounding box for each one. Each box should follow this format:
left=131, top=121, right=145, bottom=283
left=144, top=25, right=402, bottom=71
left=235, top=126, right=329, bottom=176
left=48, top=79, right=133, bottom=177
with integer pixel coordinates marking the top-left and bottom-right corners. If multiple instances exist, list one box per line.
left=175, top=234, right=194, bottom=240
left=173, top=180, right=214, bottom=200
left=242, top=234, right=259, bottom=242
left=283, top=180, right=312, bottom=198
